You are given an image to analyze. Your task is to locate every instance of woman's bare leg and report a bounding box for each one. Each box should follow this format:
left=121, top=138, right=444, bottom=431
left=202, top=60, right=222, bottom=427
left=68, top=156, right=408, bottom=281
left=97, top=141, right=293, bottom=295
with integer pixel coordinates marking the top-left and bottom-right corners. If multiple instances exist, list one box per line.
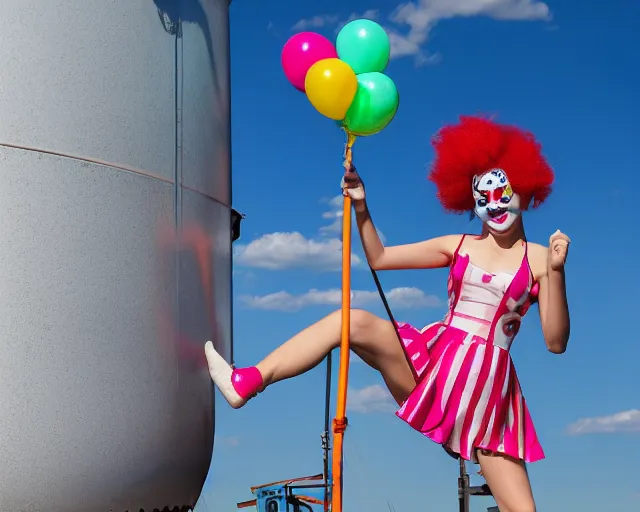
left=477, top=450, right=536, bottom=512
left=206, top=309, right=416, bottom=407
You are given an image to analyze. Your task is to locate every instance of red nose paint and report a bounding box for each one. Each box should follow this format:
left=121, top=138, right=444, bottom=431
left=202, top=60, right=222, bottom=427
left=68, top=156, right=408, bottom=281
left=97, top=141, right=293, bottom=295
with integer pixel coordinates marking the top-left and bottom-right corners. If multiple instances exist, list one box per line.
left=481, top=186, right=509, bottom=203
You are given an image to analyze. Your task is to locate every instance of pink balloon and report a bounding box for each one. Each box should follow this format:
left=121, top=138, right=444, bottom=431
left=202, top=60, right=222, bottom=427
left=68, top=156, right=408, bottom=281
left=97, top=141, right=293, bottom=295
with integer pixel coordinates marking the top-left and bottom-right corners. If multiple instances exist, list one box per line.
left=281, top=32, right=338, bottom=92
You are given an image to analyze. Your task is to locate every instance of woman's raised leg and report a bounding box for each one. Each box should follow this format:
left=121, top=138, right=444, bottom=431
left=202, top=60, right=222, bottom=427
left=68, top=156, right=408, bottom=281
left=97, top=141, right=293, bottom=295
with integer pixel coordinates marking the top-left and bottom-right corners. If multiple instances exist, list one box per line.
left=205, top=309, right=416, bottom=408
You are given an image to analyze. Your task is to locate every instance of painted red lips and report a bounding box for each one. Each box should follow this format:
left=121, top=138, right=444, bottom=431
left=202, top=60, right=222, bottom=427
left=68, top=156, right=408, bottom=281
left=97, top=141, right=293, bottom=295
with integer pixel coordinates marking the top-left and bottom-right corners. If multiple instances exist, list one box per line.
left=491, top=213, right=509, bottom=224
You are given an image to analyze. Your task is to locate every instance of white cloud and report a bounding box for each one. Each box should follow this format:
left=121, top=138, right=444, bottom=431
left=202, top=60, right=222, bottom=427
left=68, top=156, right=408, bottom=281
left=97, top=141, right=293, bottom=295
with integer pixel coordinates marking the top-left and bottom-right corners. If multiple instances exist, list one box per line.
left=321, top=195, right=344, bottom=219
left=240, top=286, right=440, bottom=312
left=389, top=0, right=550, bottom=63
left=348, top=385, right=396, bottom=413
left=235, top=194, right=391, bottom=272
left=291, top=15, right=339, bottom=31
left=319, top=195, right=386, bottom=243
left=382, top=286, right=441, bottom=307
left=347, top=9, right=381, bottom=23
left=566, top=410, right=640, bottom=435
left=291, top=0, right=550, bottom=65
left=292, top=10, right=379, bottom=31
left=234, top=232, right=362, bottom=271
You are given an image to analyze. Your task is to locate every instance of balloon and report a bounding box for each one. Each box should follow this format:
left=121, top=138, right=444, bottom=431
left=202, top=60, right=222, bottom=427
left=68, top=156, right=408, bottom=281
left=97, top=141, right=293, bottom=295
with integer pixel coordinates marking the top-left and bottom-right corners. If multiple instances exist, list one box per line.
left=304, top=58, right=358, bottom=120
left=281, top=32, right=338, bottom=92
left=343, top=72, right=399, bottom=136
left=336, top=19, right=390, bottom=74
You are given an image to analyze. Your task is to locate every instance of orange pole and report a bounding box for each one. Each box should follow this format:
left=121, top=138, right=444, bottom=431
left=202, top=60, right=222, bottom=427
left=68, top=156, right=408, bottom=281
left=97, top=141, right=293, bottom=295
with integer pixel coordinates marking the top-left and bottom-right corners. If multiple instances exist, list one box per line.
left=331, top=133, right=356, bottom=512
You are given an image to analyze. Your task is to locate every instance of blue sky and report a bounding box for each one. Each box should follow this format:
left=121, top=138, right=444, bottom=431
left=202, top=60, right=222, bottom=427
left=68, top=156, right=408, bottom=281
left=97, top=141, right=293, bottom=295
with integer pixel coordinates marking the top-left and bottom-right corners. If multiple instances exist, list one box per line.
left=198, top=0, right=639, bottom=510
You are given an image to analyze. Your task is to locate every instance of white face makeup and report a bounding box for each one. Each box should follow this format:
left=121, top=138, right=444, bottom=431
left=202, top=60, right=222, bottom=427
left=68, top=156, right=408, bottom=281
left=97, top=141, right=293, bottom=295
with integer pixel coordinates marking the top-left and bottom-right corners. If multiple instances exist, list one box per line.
left=472, top=169, right=521, bottom=232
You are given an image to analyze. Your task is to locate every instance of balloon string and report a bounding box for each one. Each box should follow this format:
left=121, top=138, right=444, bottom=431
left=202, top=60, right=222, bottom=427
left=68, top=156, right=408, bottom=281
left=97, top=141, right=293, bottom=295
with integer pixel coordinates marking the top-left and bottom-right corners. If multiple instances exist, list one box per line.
left=343, top=131, right=357, bottom=167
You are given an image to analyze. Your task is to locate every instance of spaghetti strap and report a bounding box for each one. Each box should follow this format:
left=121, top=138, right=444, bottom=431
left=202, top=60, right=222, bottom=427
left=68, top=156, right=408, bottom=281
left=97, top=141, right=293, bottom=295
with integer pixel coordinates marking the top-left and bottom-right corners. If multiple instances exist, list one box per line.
left=453, top=234, right=467, bottom=258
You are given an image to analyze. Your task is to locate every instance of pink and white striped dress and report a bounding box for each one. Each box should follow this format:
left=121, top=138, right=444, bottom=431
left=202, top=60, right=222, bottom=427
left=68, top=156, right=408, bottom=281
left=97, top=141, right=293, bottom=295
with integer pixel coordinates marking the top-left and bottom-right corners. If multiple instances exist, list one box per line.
left=395, top=235, right=544, bottom=463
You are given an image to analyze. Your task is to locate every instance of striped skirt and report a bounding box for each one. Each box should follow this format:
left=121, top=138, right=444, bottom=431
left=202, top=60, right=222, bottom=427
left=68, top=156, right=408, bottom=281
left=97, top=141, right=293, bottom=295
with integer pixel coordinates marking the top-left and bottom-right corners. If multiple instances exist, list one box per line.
left=395, top=322, right=545, bottom=463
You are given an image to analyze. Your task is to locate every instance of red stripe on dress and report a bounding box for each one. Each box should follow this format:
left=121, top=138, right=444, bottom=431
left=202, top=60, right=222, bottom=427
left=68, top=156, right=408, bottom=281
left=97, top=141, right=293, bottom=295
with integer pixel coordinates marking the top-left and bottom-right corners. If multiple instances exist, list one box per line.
left=475, top=349, right=510, bottom=449
left=503, top=383, right=522, bottom=457
left=458, top=343, right=497, bottom=457
left=429, top=341, right=480, bottom=446
left=398, top=341, right=456, bottom=430
left=487, top=360, right=513, bottom=449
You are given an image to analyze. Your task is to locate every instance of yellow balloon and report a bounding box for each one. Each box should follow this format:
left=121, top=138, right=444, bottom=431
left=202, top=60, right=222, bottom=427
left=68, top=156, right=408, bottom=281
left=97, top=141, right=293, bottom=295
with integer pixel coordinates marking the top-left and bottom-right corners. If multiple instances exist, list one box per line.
left=304, top=58, right=358, bottom=120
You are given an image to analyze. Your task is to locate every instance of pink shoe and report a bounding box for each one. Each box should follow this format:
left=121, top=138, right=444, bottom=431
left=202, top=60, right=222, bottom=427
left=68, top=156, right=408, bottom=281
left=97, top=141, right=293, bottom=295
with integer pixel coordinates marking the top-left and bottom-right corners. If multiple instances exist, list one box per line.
left=204, top=341, right=263, bottom=409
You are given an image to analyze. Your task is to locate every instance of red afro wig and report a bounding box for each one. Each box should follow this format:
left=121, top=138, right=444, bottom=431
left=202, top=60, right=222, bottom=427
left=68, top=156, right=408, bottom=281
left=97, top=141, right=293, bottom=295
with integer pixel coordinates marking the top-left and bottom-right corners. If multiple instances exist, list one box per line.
left=428, top=116, right=554, bottom=213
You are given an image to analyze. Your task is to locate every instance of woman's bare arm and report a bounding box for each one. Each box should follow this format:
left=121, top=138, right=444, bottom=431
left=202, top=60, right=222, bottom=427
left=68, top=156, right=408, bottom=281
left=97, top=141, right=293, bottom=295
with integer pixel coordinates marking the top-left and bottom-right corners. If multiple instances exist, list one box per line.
left=530, top=242, right=570, bottom=354
left=354, top=204, right=461, bottom=270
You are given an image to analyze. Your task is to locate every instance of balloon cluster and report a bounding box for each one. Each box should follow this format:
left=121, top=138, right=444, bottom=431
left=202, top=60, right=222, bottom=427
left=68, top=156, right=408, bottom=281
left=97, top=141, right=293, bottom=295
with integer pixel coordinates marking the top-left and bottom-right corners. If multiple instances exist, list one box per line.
left=281, top=19, right=399, bottom=137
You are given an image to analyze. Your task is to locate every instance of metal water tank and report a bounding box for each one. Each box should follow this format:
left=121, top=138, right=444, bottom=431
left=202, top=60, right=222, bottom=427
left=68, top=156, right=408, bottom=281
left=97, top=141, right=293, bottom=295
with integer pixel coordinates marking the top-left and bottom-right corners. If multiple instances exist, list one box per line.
left=0, top=1, right=232, bottom=510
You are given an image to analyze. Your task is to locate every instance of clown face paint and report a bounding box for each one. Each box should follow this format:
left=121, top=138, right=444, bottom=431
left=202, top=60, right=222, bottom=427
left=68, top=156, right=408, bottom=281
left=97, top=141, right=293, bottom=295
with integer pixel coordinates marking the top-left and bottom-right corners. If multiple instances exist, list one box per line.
left=472, top=169, right=521, bottom=232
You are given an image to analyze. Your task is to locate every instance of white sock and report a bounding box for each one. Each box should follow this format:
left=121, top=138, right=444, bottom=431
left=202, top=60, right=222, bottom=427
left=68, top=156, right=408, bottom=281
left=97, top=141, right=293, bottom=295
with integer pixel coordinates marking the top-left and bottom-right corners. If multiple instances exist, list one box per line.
left=204, top=341, right=244, bottom=409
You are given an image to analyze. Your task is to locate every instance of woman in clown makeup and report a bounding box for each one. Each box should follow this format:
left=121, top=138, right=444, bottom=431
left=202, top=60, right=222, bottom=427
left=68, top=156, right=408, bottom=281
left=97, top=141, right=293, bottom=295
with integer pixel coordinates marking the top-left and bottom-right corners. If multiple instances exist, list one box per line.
left=205, top=116, right=570, bottom=512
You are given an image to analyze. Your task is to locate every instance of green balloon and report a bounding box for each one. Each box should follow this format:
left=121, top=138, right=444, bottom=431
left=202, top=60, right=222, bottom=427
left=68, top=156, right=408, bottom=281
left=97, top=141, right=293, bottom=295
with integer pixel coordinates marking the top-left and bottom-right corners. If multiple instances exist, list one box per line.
left=343, top=73, right=399, bottom=136
left=336, top=19, right=390, bottom=74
